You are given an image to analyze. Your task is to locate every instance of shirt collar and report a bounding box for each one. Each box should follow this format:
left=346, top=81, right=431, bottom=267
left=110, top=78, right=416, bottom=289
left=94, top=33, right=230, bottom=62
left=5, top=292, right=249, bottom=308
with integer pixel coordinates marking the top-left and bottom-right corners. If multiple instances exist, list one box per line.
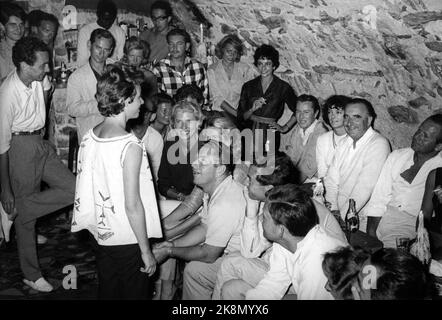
left=12, top=70, right=34, bottom=92
left=296, top=225, right=322, bottom=251
left=300, top=119, right=318, bottom=136
left=163, top=56, right=192, bottom=68
left=204, top=175, right=233, bottom=204
left=351, top=126, right=375, bottom=149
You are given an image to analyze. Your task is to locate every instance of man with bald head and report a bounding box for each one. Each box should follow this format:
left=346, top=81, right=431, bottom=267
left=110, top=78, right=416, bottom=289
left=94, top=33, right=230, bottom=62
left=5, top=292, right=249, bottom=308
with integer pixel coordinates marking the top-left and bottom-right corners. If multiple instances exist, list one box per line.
left=365, top=115, right=442, bottom=247
left=152, top=140, right=246, bottom=300
left=324, top=98, right=391, bottom=232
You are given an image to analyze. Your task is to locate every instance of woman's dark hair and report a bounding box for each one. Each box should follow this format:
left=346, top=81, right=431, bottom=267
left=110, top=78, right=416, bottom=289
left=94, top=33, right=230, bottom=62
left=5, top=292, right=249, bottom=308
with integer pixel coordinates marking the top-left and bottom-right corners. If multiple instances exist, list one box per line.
left=253, top=44, right=279, bottom=70
left=0, top=2, right=26, bottom=25
left=151, top=92, right=174, bottom=113
left=297, top=94, right=320, bottom=113
left=95, top=65, right=137, bottom=117
left=174, top=84, right=204, bottom=105
left=265, top=184, right=319, bottom=237
left=215, top=34, right=245, bottom=62
left=151, top=0, right=173, bottom=16
left=12, top=36, right=49, bottom=70
left=369, top=248, right=433, bottom=300
left=322, top=246, right=370, bottom=300
left=255, top=152, right=299, bottom=186
left=322, top=95, right=352, bottom=126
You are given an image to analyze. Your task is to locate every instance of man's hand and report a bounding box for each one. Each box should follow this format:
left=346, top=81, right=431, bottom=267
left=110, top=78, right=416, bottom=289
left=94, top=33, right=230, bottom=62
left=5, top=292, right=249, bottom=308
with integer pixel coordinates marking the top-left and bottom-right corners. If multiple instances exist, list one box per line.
left=268, top=122, right=285, bottom=133
left=243, top=186, right=260, bottom=218
left=0, top=187, right=16, bottom=216
left=140, top=251, right=157, bottom=276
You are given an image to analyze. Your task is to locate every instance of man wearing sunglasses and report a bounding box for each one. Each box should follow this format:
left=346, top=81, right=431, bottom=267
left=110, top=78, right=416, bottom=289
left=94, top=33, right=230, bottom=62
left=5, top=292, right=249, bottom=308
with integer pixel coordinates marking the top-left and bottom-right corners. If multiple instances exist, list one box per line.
left=140, top=1, right=174, bottom=64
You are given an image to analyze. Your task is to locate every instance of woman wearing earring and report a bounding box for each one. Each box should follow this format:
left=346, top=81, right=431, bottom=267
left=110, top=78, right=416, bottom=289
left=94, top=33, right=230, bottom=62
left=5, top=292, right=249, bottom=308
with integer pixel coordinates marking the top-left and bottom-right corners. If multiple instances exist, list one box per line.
left=72, top=65, right=162, bottom=299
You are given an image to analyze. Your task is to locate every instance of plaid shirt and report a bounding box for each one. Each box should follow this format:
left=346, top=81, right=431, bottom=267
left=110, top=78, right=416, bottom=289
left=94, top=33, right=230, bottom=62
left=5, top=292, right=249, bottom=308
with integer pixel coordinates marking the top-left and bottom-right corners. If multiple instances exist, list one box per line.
left=153, top=56, right=209, bottom=107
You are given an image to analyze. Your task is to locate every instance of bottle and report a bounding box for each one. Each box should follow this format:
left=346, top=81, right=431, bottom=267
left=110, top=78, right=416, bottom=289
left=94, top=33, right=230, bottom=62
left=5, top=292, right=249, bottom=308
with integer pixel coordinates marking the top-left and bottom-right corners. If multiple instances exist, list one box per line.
left=60, top=62, right=67, bottom=82
left=345, top=199, right=359, bottom=236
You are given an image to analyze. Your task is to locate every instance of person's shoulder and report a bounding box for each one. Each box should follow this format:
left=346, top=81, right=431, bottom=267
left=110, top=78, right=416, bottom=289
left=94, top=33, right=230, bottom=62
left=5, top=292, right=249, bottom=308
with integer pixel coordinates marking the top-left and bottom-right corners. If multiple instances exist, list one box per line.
left=370, top=129, right=391, bottom=149
left=315, top=121, right=329, bottom=134
left=316, top=130, right=332, bottom=145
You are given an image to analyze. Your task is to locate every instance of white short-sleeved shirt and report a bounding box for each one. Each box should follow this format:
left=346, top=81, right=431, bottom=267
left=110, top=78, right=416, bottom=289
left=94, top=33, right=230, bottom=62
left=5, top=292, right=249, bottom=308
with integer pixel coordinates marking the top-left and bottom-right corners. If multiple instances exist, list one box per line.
left=0, top=71, right=45, bottom=154
left=141, top=126, right=164, bottom=183
left=72, top=130, right=162, bottom=245
left=199, top=176, right=246, bottom=254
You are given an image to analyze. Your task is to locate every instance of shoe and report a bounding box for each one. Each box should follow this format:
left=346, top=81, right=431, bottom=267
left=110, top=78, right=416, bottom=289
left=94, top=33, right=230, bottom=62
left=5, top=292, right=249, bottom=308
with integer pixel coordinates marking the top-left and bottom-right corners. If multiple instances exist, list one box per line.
left=0, top=204, right=13, bottom=242
left=37, top=234, right=48, bottom=245
left=23, top=277, right=54, bottom=292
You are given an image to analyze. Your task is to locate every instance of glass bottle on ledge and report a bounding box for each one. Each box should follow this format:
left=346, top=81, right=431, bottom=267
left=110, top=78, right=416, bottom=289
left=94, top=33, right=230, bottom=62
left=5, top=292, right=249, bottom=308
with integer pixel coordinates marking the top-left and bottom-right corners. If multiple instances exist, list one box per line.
left=345, top=198, right=359, bottom=240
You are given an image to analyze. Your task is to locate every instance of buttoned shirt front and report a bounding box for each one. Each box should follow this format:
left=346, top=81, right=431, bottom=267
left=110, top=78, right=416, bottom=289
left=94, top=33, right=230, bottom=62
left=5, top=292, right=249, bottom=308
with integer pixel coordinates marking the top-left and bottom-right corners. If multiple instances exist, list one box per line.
left=366, top=148, right=442, bottom=218
left=207, top=60, right=257, bottom=111
left=0, top=71, right=45, bottom=154
left=153, top=56, right=209, bottom=106
left=66, top=62, right=103, bottom=141
left=324, top=127, right=391, bottom=222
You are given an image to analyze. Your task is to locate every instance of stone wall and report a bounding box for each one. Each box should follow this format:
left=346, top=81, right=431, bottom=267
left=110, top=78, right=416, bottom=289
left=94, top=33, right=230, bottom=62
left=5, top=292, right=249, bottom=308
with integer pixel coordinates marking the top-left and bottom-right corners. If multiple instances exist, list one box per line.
left=181, top=0, right=442, bottom=149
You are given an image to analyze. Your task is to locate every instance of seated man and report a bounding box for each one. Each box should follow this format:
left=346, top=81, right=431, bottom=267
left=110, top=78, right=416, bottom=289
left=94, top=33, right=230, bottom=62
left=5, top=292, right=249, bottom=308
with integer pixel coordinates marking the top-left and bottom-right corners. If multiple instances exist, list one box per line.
left=280, top=94, right=328, bottom=183
left=365, top=115, right=442, bottom=247
left=214, top=154, right=346, bottom=299
left=153, top=140, right=246, bottom=300
left=324, top=98, right=391, bottom=232
left=66, top=28, right=115, bottom=141
left=221, top=185, right=347, bottom=300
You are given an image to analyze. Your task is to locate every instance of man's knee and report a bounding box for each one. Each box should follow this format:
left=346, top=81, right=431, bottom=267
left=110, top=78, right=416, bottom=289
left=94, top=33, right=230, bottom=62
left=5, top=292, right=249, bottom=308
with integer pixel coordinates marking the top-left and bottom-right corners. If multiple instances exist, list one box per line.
left=221, top=279, right=248, bottom=300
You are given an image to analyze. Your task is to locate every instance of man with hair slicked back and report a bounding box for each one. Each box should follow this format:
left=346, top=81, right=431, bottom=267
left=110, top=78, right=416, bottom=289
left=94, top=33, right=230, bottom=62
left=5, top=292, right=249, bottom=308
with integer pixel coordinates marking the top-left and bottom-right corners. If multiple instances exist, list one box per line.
left=0, top=37, right=75, bottom=292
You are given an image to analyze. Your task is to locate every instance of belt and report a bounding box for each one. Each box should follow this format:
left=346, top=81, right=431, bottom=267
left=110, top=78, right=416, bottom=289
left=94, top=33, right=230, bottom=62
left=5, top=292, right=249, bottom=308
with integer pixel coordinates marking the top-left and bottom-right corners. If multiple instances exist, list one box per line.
left=12, top=129, right=43, bottom=136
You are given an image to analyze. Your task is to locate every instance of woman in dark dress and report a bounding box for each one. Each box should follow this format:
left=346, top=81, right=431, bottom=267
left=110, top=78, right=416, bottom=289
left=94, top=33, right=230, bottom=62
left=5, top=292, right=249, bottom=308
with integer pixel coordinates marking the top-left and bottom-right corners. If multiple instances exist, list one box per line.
left=237, top=44, right=298, bottom=153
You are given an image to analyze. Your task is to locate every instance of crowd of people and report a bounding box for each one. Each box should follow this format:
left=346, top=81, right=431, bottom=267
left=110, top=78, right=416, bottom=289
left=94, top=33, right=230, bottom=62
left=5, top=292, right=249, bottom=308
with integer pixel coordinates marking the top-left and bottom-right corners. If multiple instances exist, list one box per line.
left=0, top=0, right=441, bottom=300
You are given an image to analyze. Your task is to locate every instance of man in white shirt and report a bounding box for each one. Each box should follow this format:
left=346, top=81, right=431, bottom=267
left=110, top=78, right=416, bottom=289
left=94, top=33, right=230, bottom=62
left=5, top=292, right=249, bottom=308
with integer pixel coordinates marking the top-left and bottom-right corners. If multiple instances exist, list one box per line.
left=279, top=95, right=328, bottom=183
left=214, top=153, right=346, bottom=300
left=324, top=98, right=391, bottom=232
left=222, top=184, right=346, bottom=300
left=76, top=0, right=125, bottom=67
left=67, top=29, right=115, bottom=141
left=152, top=141, right=246, bottom=300
left=0, top=37, right=75, bottom=292
left=365, top=115, right=442, bottom=247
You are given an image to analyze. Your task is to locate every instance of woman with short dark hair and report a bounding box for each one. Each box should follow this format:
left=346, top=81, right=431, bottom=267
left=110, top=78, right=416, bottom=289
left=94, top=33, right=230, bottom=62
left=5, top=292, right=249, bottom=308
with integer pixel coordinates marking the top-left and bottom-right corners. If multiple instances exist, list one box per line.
left=73, top=66, right=161, bottom=299
left=237, top=44, right=298, bottom=151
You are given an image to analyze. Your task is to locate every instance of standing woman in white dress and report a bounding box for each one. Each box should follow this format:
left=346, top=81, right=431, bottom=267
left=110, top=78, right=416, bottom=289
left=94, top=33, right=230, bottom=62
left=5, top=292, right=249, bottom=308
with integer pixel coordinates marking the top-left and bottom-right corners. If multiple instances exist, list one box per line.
left=72, top=65, right=162, bottom=299
left=316, top=95, right=352, bottom=178
left=207, top=34, right=257, bottom=119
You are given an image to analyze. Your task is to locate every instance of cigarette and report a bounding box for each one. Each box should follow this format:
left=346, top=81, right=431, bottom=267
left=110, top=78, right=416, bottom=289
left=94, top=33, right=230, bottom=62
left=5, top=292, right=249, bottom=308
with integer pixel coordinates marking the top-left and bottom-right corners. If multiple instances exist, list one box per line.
left=434, top=187, right=442, bottom=193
